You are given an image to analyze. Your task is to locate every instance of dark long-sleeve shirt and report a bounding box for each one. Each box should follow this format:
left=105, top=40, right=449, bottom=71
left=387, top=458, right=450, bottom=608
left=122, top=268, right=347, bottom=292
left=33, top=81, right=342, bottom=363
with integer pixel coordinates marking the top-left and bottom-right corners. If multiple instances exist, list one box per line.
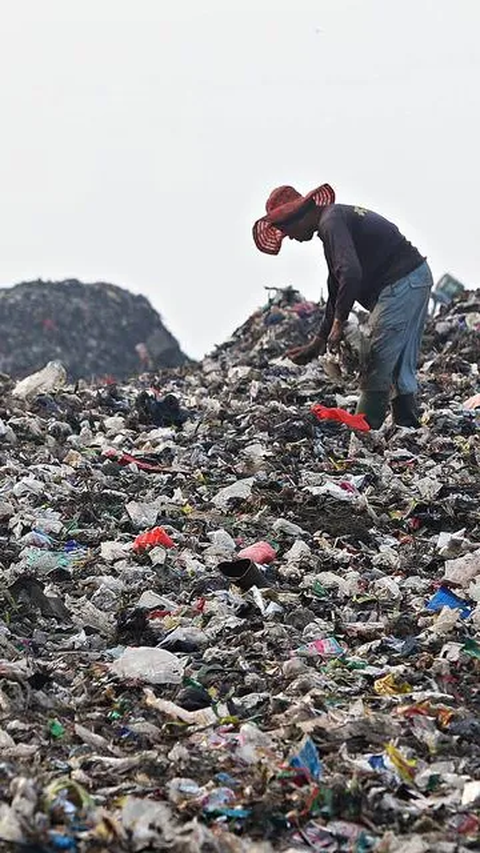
left=317, top=204, right=424, bottom=338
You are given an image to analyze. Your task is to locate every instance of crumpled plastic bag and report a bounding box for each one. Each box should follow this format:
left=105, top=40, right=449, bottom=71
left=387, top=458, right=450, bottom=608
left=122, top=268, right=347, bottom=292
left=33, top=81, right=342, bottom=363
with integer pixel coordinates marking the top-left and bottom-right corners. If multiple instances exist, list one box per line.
left=311, top=403, right=370, bottom=432
left=212, top=478, right=255, bottom=509
left=110, top=647, right=184, bottom=685
left=133, top=527, right=175, bottom=552
left=237, top=541, right=276, bottom=564
left=443, top=549, right=480, bottom=587
left=12, top=361, right=67, bottom=399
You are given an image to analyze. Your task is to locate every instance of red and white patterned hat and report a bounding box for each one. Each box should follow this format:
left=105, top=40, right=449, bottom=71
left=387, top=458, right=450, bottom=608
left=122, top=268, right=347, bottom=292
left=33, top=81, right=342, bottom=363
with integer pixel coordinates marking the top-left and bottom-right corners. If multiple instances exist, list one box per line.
left=253, top=183, right=335, bottom=255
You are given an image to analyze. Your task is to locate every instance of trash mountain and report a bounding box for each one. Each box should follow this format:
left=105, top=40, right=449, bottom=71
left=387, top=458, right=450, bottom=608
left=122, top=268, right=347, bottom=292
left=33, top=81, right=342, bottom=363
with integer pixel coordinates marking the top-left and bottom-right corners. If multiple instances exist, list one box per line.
left=0, top=286, right=480, bottom=851
left=0, top=278, right=187, bottom=380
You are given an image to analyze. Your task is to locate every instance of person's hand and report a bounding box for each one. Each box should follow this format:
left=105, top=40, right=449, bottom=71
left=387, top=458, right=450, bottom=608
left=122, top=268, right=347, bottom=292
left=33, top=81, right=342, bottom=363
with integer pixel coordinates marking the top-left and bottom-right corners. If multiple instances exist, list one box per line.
left=287, top=335, right=326, bottom=365
left=327, top=319, right=345, bottom=353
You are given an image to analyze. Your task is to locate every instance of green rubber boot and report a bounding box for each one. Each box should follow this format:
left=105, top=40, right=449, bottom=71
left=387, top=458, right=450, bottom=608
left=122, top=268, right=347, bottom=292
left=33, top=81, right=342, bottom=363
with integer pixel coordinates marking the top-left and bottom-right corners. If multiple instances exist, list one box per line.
left=356, top=391, right=390, bottom=430
left=391, top=394, right=421, bottom=428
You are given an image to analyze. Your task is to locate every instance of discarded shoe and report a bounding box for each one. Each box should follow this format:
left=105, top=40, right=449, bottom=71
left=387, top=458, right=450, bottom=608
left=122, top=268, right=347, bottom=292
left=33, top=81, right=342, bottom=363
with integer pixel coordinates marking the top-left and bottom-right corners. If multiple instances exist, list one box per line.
left=217, top=558, right=271, bottom=591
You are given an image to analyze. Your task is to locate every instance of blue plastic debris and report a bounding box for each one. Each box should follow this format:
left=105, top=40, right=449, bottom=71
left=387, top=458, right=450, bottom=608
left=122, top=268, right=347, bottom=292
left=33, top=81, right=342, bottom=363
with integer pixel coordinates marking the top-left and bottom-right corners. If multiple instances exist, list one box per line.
left=426, top=586, right=473, bottom=619
left=368, top=754, right=387, bottom=771
left=289, top=736, right=323, bottom=781
left=48, top=831, right=77, bottom=850
left=212, top=807, right=251, bottom=819
left=215, top=772, right=240, bottom=787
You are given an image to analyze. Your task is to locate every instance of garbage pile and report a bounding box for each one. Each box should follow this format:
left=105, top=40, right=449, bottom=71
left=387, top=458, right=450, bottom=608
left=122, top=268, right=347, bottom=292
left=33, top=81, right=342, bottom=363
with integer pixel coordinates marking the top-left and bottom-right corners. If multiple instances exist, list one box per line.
left=0, top=279, right=187, bottom=380
left=0, top=287, right=480, bottom=851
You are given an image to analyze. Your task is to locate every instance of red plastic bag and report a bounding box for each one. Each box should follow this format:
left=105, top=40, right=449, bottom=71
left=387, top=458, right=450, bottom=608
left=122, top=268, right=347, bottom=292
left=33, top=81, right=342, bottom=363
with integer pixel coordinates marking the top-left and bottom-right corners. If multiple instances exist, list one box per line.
left=103, top=449, right=166, bottom=472
left=237, top=541, right=277, bottom=564
left=133, top=527, right=175, bottom=552
left=311, top=404, right=370, bottom=432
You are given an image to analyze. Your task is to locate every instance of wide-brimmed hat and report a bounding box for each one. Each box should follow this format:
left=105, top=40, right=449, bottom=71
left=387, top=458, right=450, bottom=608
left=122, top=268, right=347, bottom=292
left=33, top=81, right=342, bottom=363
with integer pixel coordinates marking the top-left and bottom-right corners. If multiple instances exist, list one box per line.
left=253, top=183, right=335, bottom=255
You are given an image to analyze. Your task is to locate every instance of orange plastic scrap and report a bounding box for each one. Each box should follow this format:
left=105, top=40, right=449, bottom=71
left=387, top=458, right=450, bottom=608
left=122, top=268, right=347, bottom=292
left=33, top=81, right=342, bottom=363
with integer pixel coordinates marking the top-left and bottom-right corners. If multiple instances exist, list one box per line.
left=437, top=706, right=455, bottom=728
left=397, top=701, right=454, bottom=728
left=396, top=702, right=431, bottom=718
left=133, top=527, right=175, bottom=552
left=311, top=404, right=370, bottom=432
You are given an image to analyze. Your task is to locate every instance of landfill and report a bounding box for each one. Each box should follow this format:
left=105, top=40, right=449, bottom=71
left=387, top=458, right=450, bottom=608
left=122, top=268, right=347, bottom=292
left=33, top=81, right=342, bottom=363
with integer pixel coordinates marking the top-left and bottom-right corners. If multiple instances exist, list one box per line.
left=0, top=285, right=480, bottom=851
left=0, top=279, right=187, bottom=380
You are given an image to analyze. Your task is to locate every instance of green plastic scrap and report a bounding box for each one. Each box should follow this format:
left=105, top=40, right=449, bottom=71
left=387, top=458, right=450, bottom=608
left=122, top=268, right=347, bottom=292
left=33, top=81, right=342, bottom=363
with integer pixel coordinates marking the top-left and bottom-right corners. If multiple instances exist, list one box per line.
left=312, top=581, right=328, bottom=598
left=463, top=638, right=480, bottom=659
left=49, top=719, right=66, bottom=739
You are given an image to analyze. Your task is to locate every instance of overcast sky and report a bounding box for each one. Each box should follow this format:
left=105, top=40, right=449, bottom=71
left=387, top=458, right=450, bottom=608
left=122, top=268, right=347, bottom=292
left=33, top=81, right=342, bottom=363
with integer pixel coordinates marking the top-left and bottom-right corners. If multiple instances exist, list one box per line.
left=0, top=1, right=479, bottom=358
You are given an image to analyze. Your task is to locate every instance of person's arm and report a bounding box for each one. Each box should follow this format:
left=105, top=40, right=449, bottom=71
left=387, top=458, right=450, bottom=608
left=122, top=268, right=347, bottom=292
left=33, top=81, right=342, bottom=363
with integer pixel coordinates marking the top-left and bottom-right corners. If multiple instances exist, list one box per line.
left=319, top=210, right=362, bottom=324
left=319, top=274, right=337, bottom=339
left=286, top=276, right=335, bottom=364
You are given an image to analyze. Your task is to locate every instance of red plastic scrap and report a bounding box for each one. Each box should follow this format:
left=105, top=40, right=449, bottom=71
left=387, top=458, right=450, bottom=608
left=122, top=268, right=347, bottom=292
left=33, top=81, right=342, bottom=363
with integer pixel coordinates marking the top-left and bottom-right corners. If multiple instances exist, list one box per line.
left=339, top=482, right=357, bottom=493
left=457, top=814, right=480, bottom=835
left=311, top=404, right=370, bottom=432
left=289, top=301, right=317, bottom=317
left=146, top=609, right=173, bottom=620
left=103, top=449, right=165, bottom=472
left=133, top=527, right=175, bottom=552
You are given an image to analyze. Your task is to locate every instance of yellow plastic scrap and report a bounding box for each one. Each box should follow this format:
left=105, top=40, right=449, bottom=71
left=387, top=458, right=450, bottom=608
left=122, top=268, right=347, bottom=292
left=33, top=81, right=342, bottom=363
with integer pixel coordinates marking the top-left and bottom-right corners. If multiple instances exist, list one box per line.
left=453, top=435, right=471, bottom=455
left=92, top=812, right=123, bottom=843
left=388, top=510, right=404, bottom=520
left=43, top=777, right=94, bottom=813
left=374, top=673, right=412, bottom=696
left=329, top=457, right=348, bottom=471
left=385, top=743, right=417, bottom=783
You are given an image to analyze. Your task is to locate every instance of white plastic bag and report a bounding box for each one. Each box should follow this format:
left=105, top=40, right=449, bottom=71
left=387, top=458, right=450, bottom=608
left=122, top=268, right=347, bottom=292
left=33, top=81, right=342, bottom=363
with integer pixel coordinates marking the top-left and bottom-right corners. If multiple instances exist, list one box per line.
left=110, top=646, right=184, bottom=684
left=12, top=361, right=67, bottom=399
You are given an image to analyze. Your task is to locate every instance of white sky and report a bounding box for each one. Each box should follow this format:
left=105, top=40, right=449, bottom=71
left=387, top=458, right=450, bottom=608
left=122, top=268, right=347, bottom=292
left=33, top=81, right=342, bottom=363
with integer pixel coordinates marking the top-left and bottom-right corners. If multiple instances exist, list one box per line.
left=0, top=0, right=479, bottom=358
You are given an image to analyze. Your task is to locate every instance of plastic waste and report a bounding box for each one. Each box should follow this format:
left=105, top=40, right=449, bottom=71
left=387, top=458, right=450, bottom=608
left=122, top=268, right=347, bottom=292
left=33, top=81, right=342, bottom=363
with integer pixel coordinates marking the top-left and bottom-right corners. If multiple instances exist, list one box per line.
left=311, top=403, right=371, bottom=432
left=208, top=528, right=237, bottom=552
left=201, top=787, right=250, bottom=819
left=272, top=517, right=306, bottom=536
left=103, top=448, right=168, bottom=472
left=437, top=528, right=473, bottom=557
left=211, top=477, right=255, bottom=509
left=126, top=500, right=159, bottom=528
left=121, top=797, right=180, bottom=851
left=237, top=540, right=277, bottom=564
left=235, top=723, right=275, bottom=764
left=133, top=527, right=175, bottom=552
left=296, top=637, right=344, bottom=658
left=144, top=689, right=219, bottom=725
left=12, top=360, right=67, bottom=399
left=464, top=392, right=480, bottom=410
left=289, top=735, right=323, bottom=781
left=110, top=646, right=184, bottom=684
left=166, top=777, right=202, bottom=805
left=443, top=549, right=480, bottom=587
left=426, top=586, right=473, bottom=619
left=49, top=719, right=66, bottom=739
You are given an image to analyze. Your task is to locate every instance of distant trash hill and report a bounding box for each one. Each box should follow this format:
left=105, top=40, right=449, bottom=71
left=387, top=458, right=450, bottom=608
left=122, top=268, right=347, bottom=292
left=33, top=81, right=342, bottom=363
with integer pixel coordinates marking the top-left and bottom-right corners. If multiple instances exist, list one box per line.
left=0, top=279, right=187, bottom=380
